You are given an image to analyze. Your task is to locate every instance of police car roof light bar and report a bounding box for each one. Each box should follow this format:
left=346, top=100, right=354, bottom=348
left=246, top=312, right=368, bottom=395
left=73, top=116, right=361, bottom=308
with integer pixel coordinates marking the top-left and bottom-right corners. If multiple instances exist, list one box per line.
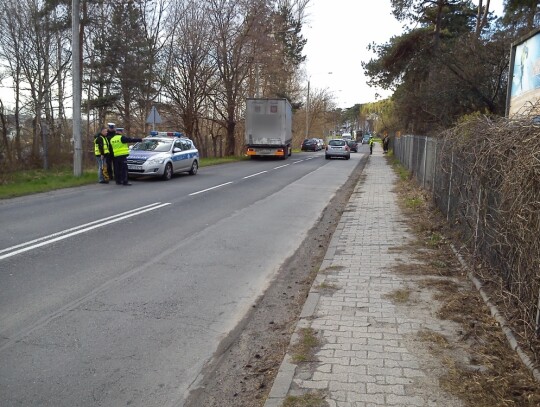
left=148, top=131, right=185, bottom=138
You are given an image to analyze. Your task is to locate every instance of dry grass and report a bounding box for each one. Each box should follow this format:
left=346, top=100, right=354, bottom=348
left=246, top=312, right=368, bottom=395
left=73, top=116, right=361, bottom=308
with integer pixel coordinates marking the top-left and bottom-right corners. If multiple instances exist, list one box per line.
left=290, top=328, right=320, bottom=363
left=438, top=113, right=540, bottom=351
left=389, top=156, right=540, bottom=406
left=384, top=288, right=412, bottom=304
left=283, top=391, right=328, bottom=407
left=417, top=329, right=451, bottom=349
left=317, top=281, right=339, bottom=293
left=320, top=265, right=346, bottom=273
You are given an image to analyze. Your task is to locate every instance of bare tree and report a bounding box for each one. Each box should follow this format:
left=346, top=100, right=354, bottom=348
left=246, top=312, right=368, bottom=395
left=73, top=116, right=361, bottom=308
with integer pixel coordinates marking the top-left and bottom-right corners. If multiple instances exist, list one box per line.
left=134, top=0, right=169, bottom=135
left=1, top=0, right=70, bottom=168
left=0, top=0, right=25, bottom=163
left=163, top=0, right=216, bottom=155
left=206, top=0, right=272, bottom=156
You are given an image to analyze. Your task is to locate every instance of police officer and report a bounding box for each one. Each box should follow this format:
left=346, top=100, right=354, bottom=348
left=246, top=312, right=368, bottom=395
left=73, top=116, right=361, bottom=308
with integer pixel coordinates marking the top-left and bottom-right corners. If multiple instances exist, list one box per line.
left=105, top=123, right=116, bottom=180
left=369, top=135, right=374, bottom=155
left=109, top=127, right=142, bottom=186
left=94, top=127, right=109, bottom=184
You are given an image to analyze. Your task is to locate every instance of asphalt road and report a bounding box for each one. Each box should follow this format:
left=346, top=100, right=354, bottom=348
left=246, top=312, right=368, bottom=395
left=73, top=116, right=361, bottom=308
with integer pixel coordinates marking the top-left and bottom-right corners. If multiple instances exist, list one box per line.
left=0, top=149, right=366, bottom=406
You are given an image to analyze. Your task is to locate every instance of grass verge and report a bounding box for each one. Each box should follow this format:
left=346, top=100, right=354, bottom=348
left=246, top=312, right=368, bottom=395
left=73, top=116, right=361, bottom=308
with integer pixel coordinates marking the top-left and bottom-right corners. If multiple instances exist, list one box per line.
left=388, top=155, right=540, bottom=406
left=0, top=156, right=245, bottom=199
left=0, top=168, right=97, bottom=199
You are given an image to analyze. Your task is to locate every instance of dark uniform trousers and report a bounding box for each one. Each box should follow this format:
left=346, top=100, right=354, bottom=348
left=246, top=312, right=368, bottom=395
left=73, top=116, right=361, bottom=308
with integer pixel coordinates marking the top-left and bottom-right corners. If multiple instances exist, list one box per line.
left=114, top=155, right=129, bottom=185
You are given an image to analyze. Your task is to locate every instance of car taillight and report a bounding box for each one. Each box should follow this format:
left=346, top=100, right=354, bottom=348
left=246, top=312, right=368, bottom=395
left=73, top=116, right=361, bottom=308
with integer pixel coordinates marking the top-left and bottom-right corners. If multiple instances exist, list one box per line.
left=345, top=145, right=350, bottom=151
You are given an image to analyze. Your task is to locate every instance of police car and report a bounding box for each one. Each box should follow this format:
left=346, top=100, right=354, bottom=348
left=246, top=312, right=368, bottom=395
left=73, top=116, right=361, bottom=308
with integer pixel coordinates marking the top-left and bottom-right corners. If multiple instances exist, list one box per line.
left=127, top=131, right=199, bottom=180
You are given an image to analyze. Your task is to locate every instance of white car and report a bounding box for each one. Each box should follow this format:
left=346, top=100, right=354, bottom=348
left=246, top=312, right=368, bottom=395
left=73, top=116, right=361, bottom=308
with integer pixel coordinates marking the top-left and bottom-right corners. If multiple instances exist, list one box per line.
left=127, top=132, right=199, bottom=180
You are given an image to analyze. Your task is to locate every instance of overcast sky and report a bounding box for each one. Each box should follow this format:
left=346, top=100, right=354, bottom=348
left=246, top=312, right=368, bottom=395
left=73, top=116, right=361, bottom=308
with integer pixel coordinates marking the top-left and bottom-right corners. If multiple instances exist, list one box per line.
left=301, top=0, right=505, bottom=109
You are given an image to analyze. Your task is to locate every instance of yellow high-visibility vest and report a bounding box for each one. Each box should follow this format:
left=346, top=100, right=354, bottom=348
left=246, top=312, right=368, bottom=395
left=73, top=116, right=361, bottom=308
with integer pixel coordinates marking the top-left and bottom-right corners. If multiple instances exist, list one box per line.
left=110, top=135, right=129, bottom=156
left=94, top=135, right=110, bottom=155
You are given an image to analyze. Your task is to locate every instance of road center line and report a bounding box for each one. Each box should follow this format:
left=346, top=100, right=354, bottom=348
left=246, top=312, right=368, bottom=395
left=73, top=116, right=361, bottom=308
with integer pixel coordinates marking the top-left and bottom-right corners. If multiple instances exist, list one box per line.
left=0, top=203, right=171, bottom=261
left=273, top=164, right=290, bottom=169
left=243, top=171, right=268, bottom=179
left=189, top=182, right=233, bottom=196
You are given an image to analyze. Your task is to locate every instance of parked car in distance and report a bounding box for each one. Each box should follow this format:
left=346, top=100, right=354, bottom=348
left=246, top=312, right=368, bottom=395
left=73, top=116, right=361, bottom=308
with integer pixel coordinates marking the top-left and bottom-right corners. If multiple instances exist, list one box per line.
left=301, top=138, right=320, bottom=151
left=341, top=132, right=352, bottom=141
left=361, top=134, right=371, bottom=144
left=325, top=139, right=350, bottom=160
left=127, top=132, right=199, bottom=180
left=346, top=140, right=358, bottom=152
left=316, top=138, right=325, bottom=150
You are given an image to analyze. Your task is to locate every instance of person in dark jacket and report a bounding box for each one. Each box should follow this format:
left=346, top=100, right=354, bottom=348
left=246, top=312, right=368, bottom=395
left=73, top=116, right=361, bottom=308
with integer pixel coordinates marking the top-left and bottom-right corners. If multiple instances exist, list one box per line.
left=383, top=134, right=390, bottom=154
left=105, top=123, right=116, bottom=180
left=109, top=128, right=143, bottom=186
left=94, top=127, right=109, bottom=183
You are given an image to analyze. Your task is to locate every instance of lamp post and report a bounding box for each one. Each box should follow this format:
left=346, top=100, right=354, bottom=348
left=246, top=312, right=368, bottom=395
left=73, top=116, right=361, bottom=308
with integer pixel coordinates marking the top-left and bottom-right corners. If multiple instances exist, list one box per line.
left=305, top=80, right=310, bottom=139
left=305, top=72, right=332, bottom=139
left=72, top=0, right=82, bottom=176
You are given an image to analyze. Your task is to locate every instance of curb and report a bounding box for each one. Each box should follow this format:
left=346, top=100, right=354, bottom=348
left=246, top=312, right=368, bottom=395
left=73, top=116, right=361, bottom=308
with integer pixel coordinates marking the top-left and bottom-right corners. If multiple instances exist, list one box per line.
left=451, top=245, right=540, bottom=382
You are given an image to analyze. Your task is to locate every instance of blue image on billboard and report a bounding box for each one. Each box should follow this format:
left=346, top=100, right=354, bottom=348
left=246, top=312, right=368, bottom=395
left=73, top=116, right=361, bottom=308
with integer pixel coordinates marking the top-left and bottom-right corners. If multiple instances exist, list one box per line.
left=511, top=33, right=540, bottom=97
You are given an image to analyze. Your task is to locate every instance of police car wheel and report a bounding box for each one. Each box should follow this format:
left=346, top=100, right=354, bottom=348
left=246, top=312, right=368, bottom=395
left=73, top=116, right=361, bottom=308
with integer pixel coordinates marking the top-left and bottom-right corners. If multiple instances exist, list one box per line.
left=189, top=160, right=198, bottom=175
left=162, top=163, right=173, bottom=180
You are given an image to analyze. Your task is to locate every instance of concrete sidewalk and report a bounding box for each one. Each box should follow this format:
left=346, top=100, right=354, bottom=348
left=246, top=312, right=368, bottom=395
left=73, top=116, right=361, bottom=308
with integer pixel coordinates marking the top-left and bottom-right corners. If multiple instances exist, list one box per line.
left=265, top=143, right=463, bottom=407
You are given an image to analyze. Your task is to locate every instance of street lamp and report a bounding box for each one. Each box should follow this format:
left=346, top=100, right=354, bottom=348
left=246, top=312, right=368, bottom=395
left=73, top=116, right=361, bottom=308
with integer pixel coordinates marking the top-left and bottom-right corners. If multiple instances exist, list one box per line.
left=305, top=72, right=332, bottom=139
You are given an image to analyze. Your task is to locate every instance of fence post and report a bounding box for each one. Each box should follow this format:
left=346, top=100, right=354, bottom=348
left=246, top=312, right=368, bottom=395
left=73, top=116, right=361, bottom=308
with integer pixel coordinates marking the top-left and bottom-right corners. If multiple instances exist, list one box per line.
left=433, top=140, right=438, bottom=193
left=411, top=135, right=414, bottom=171
left=423, top=136, right=428, bottom=188
left=536, top=289, right=540, bottom=337
left=447, top=150, right=454, bottom=221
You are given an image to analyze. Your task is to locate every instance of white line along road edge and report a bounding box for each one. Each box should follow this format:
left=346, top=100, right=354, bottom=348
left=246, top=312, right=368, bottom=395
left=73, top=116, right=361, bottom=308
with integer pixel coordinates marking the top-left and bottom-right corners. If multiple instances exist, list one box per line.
left=0, top=202, right=171, bottom=261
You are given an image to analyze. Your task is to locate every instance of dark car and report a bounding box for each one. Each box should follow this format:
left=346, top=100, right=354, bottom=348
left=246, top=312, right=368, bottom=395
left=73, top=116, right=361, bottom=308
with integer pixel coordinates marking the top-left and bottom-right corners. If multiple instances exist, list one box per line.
left=361, top=134, right=371, bottom=144
left=346, top=140, right=358, bottom=153
left=301, top=138, right=320, bottom=151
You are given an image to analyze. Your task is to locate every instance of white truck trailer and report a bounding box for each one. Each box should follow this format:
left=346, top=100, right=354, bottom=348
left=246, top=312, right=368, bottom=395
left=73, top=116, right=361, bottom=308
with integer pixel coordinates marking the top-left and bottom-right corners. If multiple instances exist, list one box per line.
left=245, top=98, right=292, bottom=159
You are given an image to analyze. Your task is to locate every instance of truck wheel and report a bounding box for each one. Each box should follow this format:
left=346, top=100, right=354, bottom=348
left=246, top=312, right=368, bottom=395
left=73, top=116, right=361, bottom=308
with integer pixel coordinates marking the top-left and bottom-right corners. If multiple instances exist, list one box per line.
left=281, top=146, right=288, bottom=160
left=162, top=163, right=173, bottom=180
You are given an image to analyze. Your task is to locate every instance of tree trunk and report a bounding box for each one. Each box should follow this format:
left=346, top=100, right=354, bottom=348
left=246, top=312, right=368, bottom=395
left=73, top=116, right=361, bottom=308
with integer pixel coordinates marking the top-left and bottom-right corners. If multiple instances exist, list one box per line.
left=225, top=109, right=236, bottom=156
left=0, top=100, right=10, bottom=165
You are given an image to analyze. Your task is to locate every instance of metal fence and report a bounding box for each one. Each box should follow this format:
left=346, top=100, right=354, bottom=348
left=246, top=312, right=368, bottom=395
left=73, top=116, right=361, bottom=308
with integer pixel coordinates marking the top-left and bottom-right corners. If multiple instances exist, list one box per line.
left=393, top=135, right=439, bottom=193
left=393, top=134, right=540, bottom=342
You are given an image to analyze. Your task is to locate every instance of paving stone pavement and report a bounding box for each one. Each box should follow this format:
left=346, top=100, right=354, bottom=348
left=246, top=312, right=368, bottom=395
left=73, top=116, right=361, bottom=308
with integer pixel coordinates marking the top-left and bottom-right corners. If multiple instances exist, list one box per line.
left=265, top=143, right=464, bottom=407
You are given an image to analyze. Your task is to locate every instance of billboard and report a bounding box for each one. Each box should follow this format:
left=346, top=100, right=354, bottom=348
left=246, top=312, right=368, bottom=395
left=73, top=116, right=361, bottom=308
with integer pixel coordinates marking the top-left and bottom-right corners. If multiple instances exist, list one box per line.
left=507, top=28, right=540, bottom=117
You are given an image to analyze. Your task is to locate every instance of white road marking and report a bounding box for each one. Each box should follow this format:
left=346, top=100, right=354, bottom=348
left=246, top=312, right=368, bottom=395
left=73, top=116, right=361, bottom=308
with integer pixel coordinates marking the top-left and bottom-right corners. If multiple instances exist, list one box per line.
left=188, top=182, right=233, bottom=196
left=0, top=203, right=171, bottom=261
left=243, top=171, right=268, bottom=179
